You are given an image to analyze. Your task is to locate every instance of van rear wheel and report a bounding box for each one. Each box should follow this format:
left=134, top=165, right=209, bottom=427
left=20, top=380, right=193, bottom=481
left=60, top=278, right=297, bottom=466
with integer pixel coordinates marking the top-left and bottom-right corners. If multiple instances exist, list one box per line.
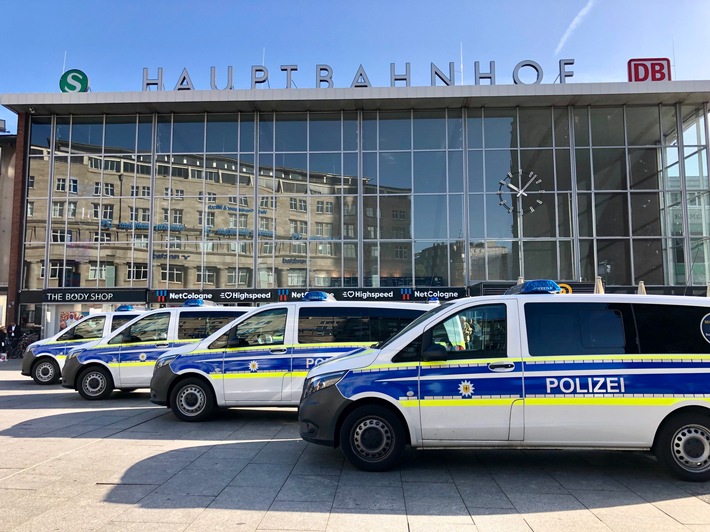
left=77, top=366, right=114, bottom=400
left=339, top=405, right=406, bottom=471
left=170, top=377, right=215, bottom=422
left=32, top=358, right=61, bottom=385
left=655, top=413, right=710, bottom=481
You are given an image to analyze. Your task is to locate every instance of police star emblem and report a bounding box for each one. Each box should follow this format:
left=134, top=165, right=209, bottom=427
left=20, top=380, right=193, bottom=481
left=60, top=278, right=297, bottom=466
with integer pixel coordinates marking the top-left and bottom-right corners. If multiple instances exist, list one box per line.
left=249, top=360, right=259, bottom=372
left=139, top=353, right=147, bottom=362
left=458, top=380, right=474, bottom=397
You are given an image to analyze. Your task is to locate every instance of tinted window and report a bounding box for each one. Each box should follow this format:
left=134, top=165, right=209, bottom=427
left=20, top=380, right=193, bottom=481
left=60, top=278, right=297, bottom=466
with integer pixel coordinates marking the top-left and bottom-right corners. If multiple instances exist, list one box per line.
left=525, top=302, right=634, bottom=356
left=210, top=308, right=287, bottom=349
left=177, top=311, right=244, bottom=340
left=58, top=316, right=105, bottom=341
left=634, top=304, right=710, bottom=354
left=428, top=304, right=507, bottom=360
left=111, top=314, right=141, bottom=331
left=110, top=313, right=170, bottom=344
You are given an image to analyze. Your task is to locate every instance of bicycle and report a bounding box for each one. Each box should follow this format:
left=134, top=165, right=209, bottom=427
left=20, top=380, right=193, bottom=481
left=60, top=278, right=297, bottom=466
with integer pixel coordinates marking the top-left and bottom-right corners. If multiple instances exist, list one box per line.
left=7, top=332, right=40, bottom=359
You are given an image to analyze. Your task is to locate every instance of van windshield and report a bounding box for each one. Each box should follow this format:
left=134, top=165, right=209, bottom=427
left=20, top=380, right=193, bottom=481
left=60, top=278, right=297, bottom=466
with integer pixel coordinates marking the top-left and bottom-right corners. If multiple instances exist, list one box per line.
left=375, top=302, right=455, bottom=350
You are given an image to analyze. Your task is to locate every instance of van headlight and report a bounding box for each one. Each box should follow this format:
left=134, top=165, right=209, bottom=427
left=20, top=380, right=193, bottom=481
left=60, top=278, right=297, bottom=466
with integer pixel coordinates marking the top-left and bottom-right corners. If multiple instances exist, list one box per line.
left=66, top=349, right=84, bottom=360
left=155, top=354, right=178, bottom=370
left=302, top=371, right=347, bottom=399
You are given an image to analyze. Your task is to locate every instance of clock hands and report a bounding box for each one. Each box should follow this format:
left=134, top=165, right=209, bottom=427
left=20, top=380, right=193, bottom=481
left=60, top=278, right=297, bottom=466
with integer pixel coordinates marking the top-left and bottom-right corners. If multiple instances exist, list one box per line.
left=517, top=171, right=539, bottom=198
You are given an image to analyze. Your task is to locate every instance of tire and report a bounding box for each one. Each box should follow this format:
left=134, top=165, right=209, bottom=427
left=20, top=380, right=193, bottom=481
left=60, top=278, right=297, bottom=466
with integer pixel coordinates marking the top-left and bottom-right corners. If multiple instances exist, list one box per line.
left=77, top=366, right=114, bottom=400
left=31, top=358, right=61, bottom=385
left=170, top=377, right=215, bottom=422
left=339, top=404, right=406, bottom=472
left=655, top=413, right=710, bottom=482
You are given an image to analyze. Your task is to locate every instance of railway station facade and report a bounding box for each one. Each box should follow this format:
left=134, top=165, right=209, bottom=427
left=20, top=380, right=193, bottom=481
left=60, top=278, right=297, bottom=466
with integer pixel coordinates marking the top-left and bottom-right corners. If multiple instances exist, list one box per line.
left=2, top=75, right=710, bottom=334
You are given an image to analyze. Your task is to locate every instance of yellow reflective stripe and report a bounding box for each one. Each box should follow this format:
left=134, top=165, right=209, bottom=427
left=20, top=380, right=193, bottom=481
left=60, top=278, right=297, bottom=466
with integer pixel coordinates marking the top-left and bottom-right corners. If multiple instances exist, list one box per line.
left=107, top=361, right=155, bottom=367
left=400, top=398, right=518, bottom=407
left=210, top=371, right=309, bottom=380
left=525, top=397, right=710, bottom=406
left=56, top=355, right=67, bottom=360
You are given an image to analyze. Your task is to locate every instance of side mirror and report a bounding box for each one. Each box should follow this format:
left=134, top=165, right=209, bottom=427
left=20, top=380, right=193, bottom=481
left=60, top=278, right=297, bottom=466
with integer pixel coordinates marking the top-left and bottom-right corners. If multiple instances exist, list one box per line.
left=422, top=343, right=447, bottom=362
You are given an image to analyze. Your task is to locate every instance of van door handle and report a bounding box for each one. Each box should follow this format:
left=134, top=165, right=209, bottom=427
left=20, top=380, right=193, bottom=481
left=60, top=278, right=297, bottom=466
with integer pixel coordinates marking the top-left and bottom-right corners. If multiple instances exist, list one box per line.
left=488, top=362, right=515, bottom=372
left=154, top=343, right=170, bottom=348
left=270, top=348, right=287, bottom=355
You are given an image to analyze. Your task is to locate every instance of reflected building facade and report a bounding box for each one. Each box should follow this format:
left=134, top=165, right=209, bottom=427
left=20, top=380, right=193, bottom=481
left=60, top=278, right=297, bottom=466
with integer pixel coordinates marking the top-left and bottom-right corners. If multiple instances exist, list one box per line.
left=2, top=83, right=710, bottom=334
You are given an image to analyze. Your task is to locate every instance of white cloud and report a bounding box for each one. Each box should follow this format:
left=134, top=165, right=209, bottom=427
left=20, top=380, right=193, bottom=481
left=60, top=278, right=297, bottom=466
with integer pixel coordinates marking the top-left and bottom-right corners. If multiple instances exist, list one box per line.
left=555, top=0, right=597, bottom=55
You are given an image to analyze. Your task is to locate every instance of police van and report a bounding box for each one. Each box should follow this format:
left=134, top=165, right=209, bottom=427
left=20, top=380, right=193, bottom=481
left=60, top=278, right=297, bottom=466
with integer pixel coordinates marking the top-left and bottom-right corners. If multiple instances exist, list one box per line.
left=21, top=307, right=144, bottom=385
left=299, top=280, right=710, bottom=481
left=61, top=302, right=247, bottom=400
left=150, top=293, right=431, bottom=421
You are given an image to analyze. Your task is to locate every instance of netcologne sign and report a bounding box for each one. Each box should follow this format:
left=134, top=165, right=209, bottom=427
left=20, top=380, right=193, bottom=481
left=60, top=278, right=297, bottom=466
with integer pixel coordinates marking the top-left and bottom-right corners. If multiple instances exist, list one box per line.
left=141, top=59, right=576, bottom=91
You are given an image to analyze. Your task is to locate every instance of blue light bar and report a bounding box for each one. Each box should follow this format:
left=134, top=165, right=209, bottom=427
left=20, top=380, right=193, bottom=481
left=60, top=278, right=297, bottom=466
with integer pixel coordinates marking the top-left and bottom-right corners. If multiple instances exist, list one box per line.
left=182, top=298, right=204, bottom=307
left=303, top=291, right=336, bottom=302
left=116, top=305, right=134, bottom=311
left=505, top=280, right=562, bottom=295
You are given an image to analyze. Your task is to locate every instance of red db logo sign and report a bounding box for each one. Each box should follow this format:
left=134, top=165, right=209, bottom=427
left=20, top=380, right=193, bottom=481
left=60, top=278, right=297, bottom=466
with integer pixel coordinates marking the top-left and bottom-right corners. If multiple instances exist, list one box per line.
left=628, top=58, right=671, bottom=82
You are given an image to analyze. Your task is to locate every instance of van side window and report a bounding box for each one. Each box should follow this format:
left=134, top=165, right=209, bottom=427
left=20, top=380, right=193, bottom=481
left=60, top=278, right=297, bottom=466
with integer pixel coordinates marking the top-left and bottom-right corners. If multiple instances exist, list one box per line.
left=59, top=316, right=105, bottom=341
left=633, top=304, right=710, bottom=354
left=369, top=308, right=425, bottom=342
left=429, top=304, right=507, bottom=360
left=525, top=303, right=634, bottom=356
left=392, top=337, right=423, bottom=363
left=177, top=311, right=244, bottom=340
left=109, top=313, right=170, bottom=345
left=216, top=308, right=287, bottom=349
left=298, top=308, right=367, bottom=344
left=111, top=314, right=139, bottom=331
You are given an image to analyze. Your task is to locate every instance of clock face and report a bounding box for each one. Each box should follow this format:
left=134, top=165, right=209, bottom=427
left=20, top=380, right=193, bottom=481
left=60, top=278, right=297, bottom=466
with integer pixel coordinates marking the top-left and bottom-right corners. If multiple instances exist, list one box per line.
left=497, top=169, right=545, bottom=216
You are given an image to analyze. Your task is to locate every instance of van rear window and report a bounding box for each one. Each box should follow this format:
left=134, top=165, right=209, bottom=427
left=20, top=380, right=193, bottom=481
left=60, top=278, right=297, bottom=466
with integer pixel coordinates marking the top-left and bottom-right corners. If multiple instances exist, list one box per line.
left=177, top=311, right=244, bottom=340
left=633, top=304, right=710, bottom=354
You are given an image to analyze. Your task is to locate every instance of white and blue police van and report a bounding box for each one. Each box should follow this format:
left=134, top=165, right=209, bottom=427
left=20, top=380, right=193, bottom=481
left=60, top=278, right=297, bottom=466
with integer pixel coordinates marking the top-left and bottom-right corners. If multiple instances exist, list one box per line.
left=299, top=280, right=710, bottom=481
left=21, top=306, right=144, bottom=385
left=61, top=301, right=247, bottom=400
left=150, top=292, right=431, bottom=421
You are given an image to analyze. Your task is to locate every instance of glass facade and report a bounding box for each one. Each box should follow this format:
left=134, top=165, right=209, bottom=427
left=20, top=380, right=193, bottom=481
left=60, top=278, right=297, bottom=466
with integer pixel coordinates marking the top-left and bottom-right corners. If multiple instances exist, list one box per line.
left=22, top=105, right=710, bottom=292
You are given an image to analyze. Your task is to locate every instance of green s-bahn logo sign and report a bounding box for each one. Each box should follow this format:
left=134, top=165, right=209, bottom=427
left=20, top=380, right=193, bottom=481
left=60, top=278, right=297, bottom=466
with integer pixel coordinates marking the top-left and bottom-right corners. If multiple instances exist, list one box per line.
left=59, top=69, right=89, bottom=93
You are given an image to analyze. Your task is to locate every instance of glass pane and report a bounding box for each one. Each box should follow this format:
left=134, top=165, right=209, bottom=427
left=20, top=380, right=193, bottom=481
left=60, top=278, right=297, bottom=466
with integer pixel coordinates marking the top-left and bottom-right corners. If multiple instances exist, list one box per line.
left=380, top=242, right=413, bottom=286
left=593, top=148, right=626, bottom=190
left=105, top=116, right=137, bottom=154
left=449, top=194, right=464, bottom=241
left=523, top=240, right=557, bottom=279
left=633, top=239, right=664, bottom=284
left=553, top=108, right=570, bottom=147
left=414, top=241, right=446, bottom=286
left=595, top=193, right=629, bottom=237
left=466, top=108, right=483, bottom=149
left=468, top=150, right=484, bottom=193
left=470, top=240, right=486, bottom=281
left=448, top=151, right=464, bottom=193
left=156, top=115, right=171, bottom=153
left=362, top=111, right=377, bottom=151
left=579, top=239, right=595, bottom=281
left=363, top=242, right=379, bottom=287
left=379, top=111, right=411, bottom=150
left=631, top=193, right=662, bottom=236
left=343, top=111, right=358, bottom=151
left=71, top=117, right=103, bottom=153
left=689, top=237, right=709, bottom=285
left=557, top=192, right=573, bottom=238
left=485, top=149, right=518, bottom=194
left=661, top=106, right=678, bottom=146
left=172, top=115, right=204, bottom=153
left=413, top=110, right=446, bottom=149
left=379, top=152, right=411, bottom=191
left=137, top=115, right=153, bottom=153
left=381, top=195, right=411, bottom=239
left=275, top=113, right=307, bottom=152
left=578, top=193, right=593, bottom=237
left=626, top=106, right=660, bottom=146
left=310, top=241, right=342, bottom=288
left=413, top=195, right=447, bottom=239
left=413, top=151, right=446, bottom=193
left=575, top=148, right=591, bottom=190
left=521, top=193, right=555, bottom=237
left=468, top=194, right=484, bottom=238
left=487, top=241, right=519, bottom=281
left=30, top=117, right=52, bottom=149
left=309, top=112, right=341, bottom=152
left=556, top=149, right=571, bottom=191
left=275, top=153, right=307, bottom=194
left=206, top=114, right=238, bottom=153
left=258, top=113, right=273, bottom=152
left=520, top=149, right=554, bottom=193
left=518, top=108, right=553, bottom=147
left=596, top=239, right=631, bottom=285
left=559, top=240, right=574, bottom=280
left=664, top=147, right=681, bottom=190
left=239, top=114, right=255, bottom=153
left=629, top=148, right=662, bottom=190
left=450, top=241, right=466, bottom=285
left=486, top=195, right=515, bottom=239
left=484, top=109, right=517, bottom=149
left=681, top=105, right=706, bottom=146
left=590, top=107, right=624, bottom=146
left=684, top=148, right=708, bottom=190
left=573, top=107, right=589, bottom=147
left=448, top=110, right=464, bottom=149
left=309, top=196, right=341, bottom=239
left=688, top=192, right=709, bottom=237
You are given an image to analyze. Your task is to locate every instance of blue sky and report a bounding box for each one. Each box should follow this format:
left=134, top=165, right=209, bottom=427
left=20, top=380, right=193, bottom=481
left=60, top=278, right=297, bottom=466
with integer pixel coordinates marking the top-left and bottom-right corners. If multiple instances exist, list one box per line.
left=1, top=0, right=709, bottom=132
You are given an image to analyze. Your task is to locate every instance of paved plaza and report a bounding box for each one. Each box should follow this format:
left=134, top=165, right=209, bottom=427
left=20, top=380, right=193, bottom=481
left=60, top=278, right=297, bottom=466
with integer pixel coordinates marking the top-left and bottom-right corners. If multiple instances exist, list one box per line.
left=3, top=359, right=710, bottom=531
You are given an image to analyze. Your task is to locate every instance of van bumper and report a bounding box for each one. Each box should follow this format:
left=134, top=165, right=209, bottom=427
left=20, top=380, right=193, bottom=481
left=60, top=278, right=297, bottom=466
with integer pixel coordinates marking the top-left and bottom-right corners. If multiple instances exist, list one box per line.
left=61, top=358, right=82, bottom=389
left=150, top=365, right=176, bottom=406
left=299, top=384, right=351, bottom=447
left=21, top=351, right=35, bottom=376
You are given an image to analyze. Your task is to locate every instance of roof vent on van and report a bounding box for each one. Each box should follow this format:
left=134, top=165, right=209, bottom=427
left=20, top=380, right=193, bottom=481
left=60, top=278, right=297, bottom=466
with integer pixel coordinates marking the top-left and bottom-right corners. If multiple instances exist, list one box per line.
left=505, top=280, right=562, bottom=295
left=116, top=305, right=134, bottom=311
left=303, top=291, right=336, bottom=302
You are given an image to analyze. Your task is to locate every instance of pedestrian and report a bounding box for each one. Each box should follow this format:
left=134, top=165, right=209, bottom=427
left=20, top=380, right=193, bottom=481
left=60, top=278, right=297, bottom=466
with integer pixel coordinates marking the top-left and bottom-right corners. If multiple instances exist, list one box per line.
left=0, top=326, right=6, bottom=353
left=8, top=321, right=21, bottom=352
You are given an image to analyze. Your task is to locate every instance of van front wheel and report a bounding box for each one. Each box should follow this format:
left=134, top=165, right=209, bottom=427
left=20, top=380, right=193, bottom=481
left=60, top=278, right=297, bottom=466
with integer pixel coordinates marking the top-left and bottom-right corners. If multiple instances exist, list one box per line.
left=32, top=358, right=61, bottom=385
left=170, top=378, right=215, bottom=422
left=655, top=413, right=710, bottom=482
left=339, top=405, right=406, bottom=471
left=77, top=366, right=113, bottom=400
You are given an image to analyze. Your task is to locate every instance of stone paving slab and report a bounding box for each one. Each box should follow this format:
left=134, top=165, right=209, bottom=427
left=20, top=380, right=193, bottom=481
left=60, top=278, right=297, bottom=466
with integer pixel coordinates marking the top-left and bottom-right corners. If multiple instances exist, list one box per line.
left=3, top=358, right=710, bottom=531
